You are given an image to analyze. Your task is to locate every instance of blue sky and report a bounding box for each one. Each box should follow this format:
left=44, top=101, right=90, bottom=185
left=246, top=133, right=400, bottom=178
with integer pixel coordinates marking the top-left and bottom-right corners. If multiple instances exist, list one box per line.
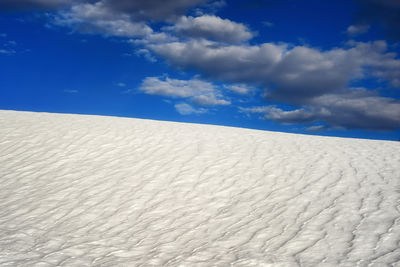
left=1, top=0, right=400, bottom=140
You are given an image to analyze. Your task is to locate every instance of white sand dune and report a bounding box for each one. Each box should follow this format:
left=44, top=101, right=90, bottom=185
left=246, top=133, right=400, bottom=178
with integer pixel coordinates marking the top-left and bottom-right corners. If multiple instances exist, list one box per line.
left=0, top=110, right=399, bottom=266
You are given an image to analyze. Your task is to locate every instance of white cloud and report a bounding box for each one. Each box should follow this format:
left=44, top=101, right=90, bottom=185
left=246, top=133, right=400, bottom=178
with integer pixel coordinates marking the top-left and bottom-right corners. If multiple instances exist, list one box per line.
left=347, top=24, right=370, bottom=36
left=306, top=125, right=327, bottom=131
left=139, top=76, right=230, bottom=106
left=6, top=40, right=17, bottom=46
left=0, top=48, right=16, bottom=55
left=148, top=39, right=285, bottom=82
left=148, top=39, right=400, bottom=101
left=174, top=103, right=207, bottom=115
left=0, top=35, right=17, bottom=54
left=191, top=95, right=230, bottom=106
left=100, top=0, right=208, bottom=21
left=54, top=2, right=153, bottom=38
left=135, top=48, right=157, bottom=62
left=64, top=89, right=78, bottom=93
left=142, top=37, right=400, bottom=130
left=121, top=89, right=135, bottom=94
left=224, top=84, right=255, bottom=94
left=1, top=0, right=209, bottom=21
left=309, top=92, right=400, bottom=130
left=5, top=0, right=399, bottom=131
left=262, top=21, right=274, bottom=27
left=165, top=15, right=254, bottom=43
left=140, top=77, right=207, bottom=98
left=53, top=3, right=253, bottom=45
left=241, top=89, right=400, bottom=131
left=241, top=106, right=315, bottom=124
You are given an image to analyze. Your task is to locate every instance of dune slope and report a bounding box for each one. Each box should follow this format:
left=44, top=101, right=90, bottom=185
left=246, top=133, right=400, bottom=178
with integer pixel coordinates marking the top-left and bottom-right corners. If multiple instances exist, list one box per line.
left=0, top=110, right=399, bottom=266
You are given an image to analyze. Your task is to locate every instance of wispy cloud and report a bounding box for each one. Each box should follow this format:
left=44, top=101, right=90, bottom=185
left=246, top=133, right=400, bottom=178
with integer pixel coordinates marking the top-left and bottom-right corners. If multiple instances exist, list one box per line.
left=262, top=21, right=274, bottom=27
left=223, top=84, right=256, bottom=95
left=346, top=24, right=370, bottom=36
left=64, top=89, right=78, bottom=93
left=139, top=76, right=230, bottom=106
left=306, top=125, right=327, bottom=131
left=174, top=103, right=207, bottom=115
left=135, top=48, right=157, bottom=62
left=0, top=49, right=16, bottom=55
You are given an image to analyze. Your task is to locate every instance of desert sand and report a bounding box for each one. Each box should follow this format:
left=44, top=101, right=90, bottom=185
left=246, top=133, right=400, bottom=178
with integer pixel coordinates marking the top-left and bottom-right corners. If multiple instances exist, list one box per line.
left=0, top=110, right=399, bottom=266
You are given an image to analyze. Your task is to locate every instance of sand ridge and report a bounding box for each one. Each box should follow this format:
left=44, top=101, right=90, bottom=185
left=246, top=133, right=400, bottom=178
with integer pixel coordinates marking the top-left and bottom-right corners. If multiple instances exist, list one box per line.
left=0, top=110, right=399, bottom=266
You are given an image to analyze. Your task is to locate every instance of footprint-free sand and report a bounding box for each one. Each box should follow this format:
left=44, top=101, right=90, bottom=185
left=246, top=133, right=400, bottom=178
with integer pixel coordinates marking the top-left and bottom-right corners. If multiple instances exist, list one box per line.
left=0, top=110, right=399, bottom=266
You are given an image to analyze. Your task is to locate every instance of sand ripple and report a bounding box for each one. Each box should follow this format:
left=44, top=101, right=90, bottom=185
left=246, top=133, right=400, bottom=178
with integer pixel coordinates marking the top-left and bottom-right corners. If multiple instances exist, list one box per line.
left=0, top=110, right=399, bottom=266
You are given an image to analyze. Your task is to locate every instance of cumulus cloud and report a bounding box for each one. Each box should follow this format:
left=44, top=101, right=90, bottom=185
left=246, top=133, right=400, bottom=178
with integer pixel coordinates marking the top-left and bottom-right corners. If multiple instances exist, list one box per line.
left=142, top=37, right=400, bottom=130
left=309, top=92, right=400, bottom=131
left=0, top=0, right=208, bottom=20
left=346, top=24, right=370, bottom=36
left=241, top=106, right=316, bottom=124
left=101, top=0, right=208, bottom=22
left=7, top=0, right=215, bottom=42
left=54, top=2, right=153, bottom=38
left=52, top=1, right=226, bottom=41
left=165, top=15, right=254, bottom=43
left=4, top=0, right=399, bottom=131
left=175, top=103, right=207, bottom=115
left=149, top=39, right=400, bottom=103
left=241, top=89, right=400, bottom=131
left=139, top=76, right=230, bottom=106
left=148, top=39, right=284, bottom=83
left=140, top=76, right=208, bottom=98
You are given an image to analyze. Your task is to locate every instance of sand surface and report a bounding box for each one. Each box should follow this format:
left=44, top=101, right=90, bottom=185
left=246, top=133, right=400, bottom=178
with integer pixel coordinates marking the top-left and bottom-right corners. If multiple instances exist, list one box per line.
left=0, top=110, right=399, bottom=266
